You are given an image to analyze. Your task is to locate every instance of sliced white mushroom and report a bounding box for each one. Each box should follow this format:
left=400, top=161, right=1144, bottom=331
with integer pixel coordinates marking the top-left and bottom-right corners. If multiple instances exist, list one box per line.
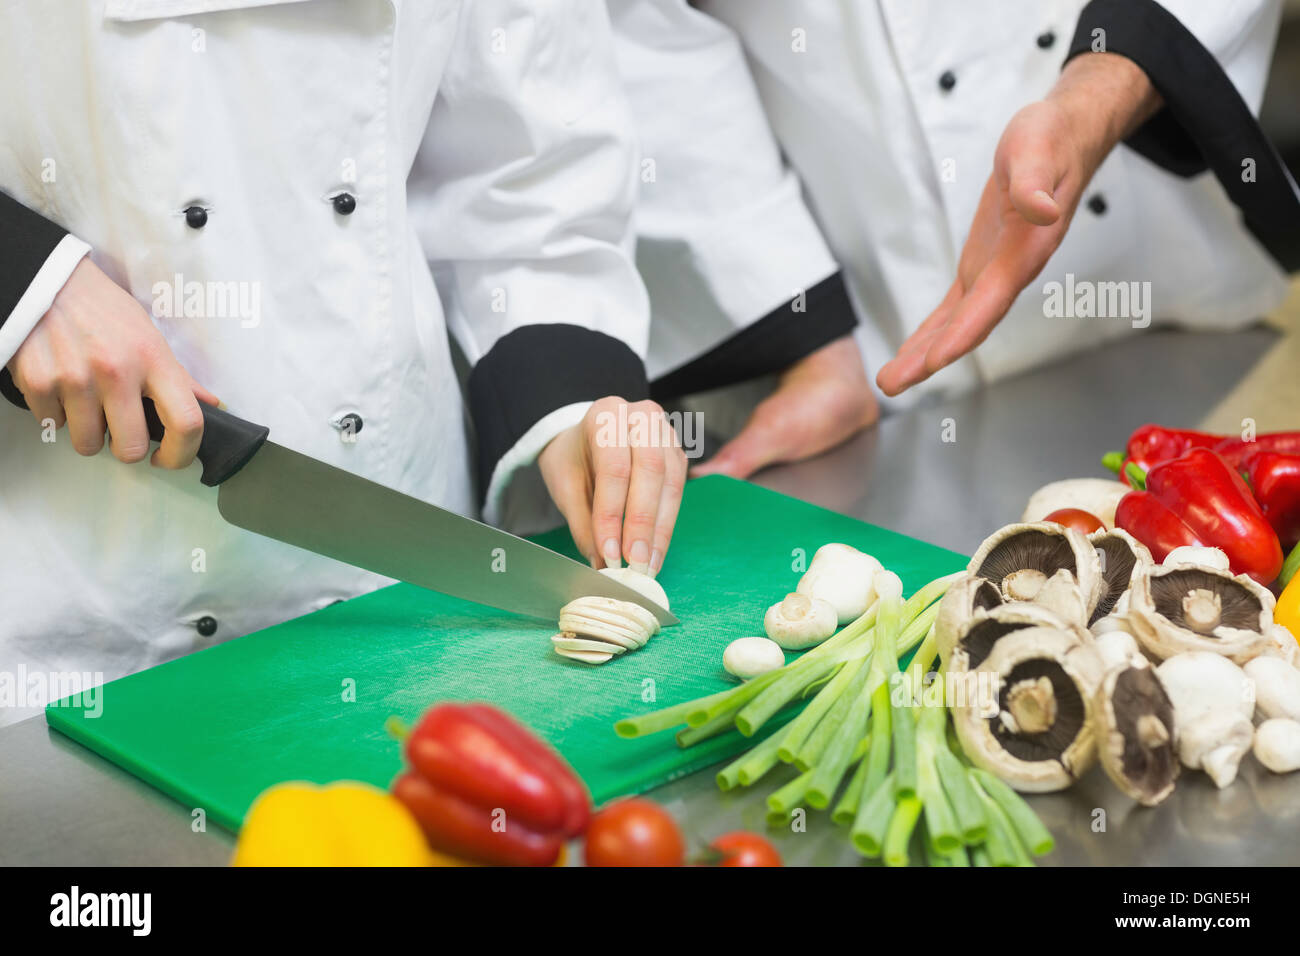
left=1244, top=656, right=1300, bottom=723
left=551, top=635, right=628, bottom=656
left=1022, top=478, right=1129, bottom=530
left=763, top=592, right=838, bottom=650
left=554, top=647, right=614, bottom=665
left=1253, top=718, right=1300, bottom=773
left=796, top=544, right=881, bottom=625
left=551, top=577, right=666, bottom=665
left=723, top=637, right=786, bottom=680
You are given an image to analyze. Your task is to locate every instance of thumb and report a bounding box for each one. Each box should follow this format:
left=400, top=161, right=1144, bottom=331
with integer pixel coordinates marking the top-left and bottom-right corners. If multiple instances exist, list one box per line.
left=1004, top=138, right=1064, bottom=227
left=189, top=377, right=222, bottom=408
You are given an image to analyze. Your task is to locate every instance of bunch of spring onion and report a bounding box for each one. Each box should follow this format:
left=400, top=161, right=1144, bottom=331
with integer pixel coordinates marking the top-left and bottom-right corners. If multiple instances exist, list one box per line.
left=615, top=570, right=1055, bottom=866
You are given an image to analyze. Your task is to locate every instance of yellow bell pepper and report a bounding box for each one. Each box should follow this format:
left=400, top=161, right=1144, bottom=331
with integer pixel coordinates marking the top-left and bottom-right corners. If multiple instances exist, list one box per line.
left=1277, top=572, right=1300, bottom=645
left=233, top=781, right=438, bottom=867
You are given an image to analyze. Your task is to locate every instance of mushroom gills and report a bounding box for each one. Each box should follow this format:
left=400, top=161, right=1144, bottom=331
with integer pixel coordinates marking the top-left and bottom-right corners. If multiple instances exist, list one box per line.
left=991, top=659, right=1088, bottom=766
left=1128, top=565, right=1272, bottom=663
left=934, top=574, right=1003, bottom=666
left=969, top=523, right=1101, bottom=624
left=1087, top=531, right=1149, bottom=626
left=1096, top=664, right=1178, bottom=806
left=952, top=626, right=1102, bottom=792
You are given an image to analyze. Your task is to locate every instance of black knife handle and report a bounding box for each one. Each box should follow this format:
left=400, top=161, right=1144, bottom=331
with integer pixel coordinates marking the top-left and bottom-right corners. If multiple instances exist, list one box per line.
left=1, top=376, right=267, bottom=487
left=142, top=399, right=269, bottom=487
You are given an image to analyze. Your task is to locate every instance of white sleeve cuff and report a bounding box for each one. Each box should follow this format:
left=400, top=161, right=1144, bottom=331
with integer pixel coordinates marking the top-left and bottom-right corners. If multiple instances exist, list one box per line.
left=482, top=400, right=591, bottom=528
left=0, top=234, right=90, bottom=369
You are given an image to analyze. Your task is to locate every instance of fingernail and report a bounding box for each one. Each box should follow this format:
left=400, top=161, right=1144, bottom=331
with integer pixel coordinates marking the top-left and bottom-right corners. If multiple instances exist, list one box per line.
left=628, top=540, right=650, bottom=574
left=602, top=539, right=622, bottom=569
left=649, top=549, right=663, bottom=576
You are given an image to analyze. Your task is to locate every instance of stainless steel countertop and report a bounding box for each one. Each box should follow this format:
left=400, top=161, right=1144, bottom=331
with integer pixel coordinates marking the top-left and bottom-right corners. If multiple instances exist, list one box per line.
left=2, top=326, right=1292, bottom=866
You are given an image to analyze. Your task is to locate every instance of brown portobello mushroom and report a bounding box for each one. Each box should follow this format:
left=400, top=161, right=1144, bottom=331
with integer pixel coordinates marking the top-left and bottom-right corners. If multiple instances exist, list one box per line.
left=1126, top=564, right=1275, bottom=664
left=1086, top=528, right=1153, bottom=627
left=1094, top=662, right=1178, bottom=806
left=967, top=522, right=1102, bottom=626
left=953, top=626, right=1104, bottom=792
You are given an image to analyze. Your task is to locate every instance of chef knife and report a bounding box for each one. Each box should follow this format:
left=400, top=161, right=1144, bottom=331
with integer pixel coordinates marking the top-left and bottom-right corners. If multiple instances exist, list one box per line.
left=133, top=400, right=677, bottom=626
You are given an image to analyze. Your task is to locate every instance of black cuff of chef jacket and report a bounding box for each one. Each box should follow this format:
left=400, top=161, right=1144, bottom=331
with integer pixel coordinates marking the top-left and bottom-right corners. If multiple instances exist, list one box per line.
left=468, top=324, right=650, bottom=505
left=649, top=271, right=858, bottom=403
left=0, top=191, right=71, bottom=409
left=1, top=190, right=69, bottom=326
left=1067, top=0, right=1300, bottom=271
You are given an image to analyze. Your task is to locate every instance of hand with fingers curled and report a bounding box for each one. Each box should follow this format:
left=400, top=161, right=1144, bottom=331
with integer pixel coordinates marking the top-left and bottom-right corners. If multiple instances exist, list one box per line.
left=693, top=335, right=878, bottom=481
left=6, top=257, right=219, bottom=467
left=537, top=396, right=686, bottom=578
left=876, top=52, right=1161, bottom=397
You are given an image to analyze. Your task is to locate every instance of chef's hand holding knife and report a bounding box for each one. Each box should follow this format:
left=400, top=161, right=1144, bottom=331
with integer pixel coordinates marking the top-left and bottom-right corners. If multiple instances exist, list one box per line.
left=6, top=256, right=219, bottom=468
left=876, top=52, right=1162, bottom=396
left=7, top=258, right=686, bottom=576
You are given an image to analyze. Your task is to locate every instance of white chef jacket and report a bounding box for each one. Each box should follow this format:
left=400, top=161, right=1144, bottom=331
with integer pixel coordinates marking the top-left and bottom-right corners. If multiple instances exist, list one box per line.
left=625, top=0, right=1290, bottom=406
left=0, top=0, right=647, bottom=725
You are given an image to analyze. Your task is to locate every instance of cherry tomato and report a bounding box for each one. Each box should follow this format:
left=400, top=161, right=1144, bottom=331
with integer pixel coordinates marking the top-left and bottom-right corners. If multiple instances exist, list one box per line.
left=583, top=798, right=685, bottom=867
left=708, top=831, right=782, bottom=867
left=1042, top=508, right=1105, bottom=534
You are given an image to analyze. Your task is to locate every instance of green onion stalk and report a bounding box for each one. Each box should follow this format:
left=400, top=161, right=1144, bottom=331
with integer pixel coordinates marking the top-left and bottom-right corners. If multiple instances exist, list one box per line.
left=613, top=569, right=1056, bottom=866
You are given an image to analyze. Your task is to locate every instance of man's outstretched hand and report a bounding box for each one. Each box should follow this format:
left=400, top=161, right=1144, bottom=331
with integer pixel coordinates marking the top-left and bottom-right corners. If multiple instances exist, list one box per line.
left=876, top=53, right=1160, bottom=397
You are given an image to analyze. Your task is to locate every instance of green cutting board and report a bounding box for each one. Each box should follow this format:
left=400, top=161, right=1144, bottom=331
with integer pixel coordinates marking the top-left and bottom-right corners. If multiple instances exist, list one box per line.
left=47, top=476, right=964, bottom=832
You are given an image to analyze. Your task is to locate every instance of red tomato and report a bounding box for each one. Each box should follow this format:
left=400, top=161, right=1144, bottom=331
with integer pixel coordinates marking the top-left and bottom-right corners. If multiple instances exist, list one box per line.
left=708, top=831, right=782, bottom=867
left=1042, top=508, right=1105, bottom=534
left=583, top=798, right=685, bottom=867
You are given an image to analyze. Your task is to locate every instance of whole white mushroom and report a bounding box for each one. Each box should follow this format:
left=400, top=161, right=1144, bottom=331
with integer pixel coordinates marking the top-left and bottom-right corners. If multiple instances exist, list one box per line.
left=796, top=544, right=882, bottom=625
left=723, top=637, right=786, bottom=680
left=1254, top=718, right=1300, bottom=774
left=1156, top=651, right=1256, bottom=788
left=1244, top=656, right=1300, bottom=723
left=764, top=593, right=838, bottom=650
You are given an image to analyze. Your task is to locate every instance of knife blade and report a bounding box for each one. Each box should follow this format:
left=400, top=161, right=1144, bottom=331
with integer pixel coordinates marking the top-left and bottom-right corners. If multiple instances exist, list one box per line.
left=142, top=401, right=676, bottom=626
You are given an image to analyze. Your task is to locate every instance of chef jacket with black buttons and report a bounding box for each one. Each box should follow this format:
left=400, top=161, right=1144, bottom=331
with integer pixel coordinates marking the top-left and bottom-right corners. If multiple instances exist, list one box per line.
left=620, top=0, right=1298, bottom=410
left=0, top=0, right=651, bottom=725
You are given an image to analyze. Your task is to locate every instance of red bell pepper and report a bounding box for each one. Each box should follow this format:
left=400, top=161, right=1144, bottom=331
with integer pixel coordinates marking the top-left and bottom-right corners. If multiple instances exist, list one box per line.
left=1241, top=451, right=1300, bottom=549
left=1115, top=447, right=1283, bottom=585
left=392, top=773, right=564, bottom=867
left=1213, top=433, right=1300, bottom=470
left=392, top=703, right=590, bottom=866
left=1109, top=424, right=1223, bottom=485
